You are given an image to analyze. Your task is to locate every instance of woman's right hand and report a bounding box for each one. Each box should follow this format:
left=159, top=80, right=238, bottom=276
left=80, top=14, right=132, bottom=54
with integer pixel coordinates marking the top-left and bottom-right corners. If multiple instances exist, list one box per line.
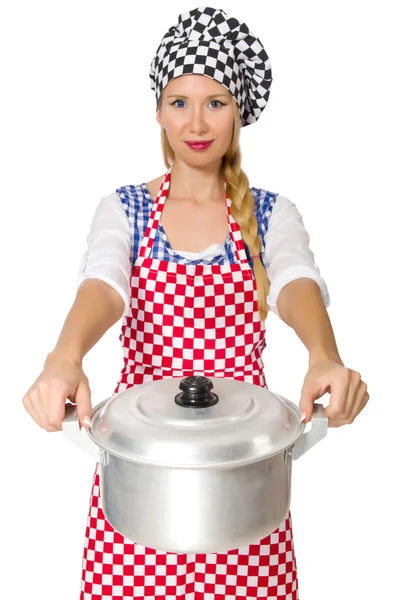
left=22, top=351, right=92, bottom=432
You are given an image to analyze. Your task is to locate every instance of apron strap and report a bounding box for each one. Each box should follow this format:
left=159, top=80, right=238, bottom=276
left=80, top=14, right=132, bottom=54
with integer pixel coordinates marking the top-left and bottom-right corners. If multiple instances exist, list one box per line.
left=139, top=164, right=249, bottom=264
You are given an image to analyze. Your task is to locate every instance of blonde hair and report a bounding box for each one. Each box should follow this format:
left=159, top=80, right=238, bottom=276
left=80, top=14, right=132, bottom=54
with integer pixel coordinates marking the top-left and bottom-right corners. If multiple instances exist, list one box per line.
left=157, top=94, right=270, bottom=321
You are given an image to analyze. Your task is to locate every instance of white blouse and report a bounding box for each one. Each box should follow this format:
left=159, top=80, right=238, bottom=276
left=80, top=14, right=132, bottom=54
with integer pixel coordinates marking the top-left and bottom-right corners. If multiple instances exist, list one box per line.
left=77, top=191, right=331, bottom=319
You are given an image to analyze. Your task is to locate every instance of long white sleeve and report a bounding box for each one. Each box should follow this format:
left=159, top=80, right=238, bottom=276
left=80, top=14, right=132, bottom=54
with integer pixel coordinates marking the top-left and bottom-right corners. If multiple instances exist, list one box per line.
left=77, top=192, right=132, bottom=316
left=264, top=195, right=331, bottom=318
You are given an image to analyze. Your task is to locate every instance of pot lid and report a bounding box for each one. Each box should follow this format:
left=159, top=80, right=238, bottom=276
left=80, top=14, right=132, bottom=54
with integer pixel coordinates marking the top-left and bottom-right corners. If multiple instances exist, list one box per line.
left=90, top=376, right=304, bottom=467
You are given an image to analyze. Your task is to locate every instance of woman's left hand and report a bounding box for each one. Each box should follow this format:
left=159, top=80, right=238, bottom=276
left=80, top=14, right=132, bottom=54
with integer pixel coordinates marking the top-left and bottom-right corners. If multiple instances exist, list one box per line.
left=299, top=359, right=370, bottom=427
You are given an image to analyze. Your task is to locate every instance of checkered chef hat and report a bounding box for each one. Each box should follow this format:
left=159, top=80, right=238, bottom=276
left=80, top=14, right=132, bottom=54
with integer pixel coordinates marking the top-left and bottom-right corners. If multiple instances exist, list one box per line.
left=149, top=6, right=273, bottom=127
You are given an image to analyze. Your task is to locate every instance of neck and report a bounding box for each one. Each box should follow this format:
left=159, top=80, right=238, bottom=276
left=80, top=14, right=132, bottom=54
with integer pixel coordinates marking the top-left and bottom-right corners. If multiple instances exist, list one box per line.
left=168, top=160, right=225, bottom=204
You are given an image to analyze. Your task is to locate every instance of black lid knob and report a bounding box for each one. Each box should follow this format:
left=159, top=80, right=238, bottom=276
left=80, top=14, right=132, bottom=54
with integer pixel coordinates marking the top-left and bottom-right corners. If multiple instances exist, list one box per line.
left=175, top=376, right=219, bottom=408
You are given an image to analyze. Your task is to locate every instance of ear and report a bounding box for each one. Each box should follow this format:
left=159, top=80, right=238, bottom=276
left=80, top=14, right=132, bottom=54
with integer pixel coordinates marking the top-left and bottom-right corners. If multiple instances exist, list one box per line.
left=156, top=108, right=162, bottom=127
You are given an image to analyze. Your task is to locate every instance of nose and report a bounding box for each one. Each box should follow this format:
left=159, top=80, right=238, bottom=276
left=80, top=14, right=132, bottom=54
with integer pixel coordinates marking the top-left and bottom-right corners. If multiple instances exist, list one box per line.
left=188, top=105, right=209, bottom=135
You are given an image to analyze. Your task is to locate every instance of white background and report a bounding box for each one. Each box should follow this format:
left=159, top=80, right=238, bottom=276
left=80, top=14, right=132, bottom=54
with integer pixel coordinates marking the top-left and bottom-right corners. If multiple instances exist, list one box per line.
left=1, top=1, right=396, bottom=599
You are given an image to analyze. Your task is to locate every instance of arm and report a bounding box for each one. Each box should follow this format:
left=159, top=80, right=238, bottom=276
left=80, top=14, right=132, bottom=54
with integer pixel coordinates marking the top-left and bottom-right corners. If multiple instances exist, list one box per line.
left=277, top=277, right=369, bottom=427
left=276, top=277, right=343, bottom=368
left=46, top=278, right=124, bottom=366
left=22, top=193, right=131, bottom=431
left=264, top=194, right=369, bottom=426
left=50, top=190, right=132, bottom=366
left=262, top=194, right=331, bottom=319
left=22, top=278, right=125, bottom=432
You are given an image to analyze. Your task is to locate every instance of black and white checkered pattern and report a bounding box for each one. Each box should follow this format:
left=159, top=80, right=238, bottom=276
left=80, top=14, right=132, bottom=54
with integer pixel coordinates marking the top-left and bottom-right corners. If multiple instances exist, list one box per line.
left=149, top=6, right=273, bottom=127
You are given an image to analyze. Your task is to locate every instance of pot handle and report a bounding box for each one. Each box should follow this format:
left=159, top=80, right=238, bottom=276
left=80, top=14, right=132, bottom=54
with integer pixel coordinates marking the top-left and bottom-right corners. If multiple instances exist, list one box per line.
left=292, top=404, right=328, bottom=460
left=61, top=403, right=99, bottom=461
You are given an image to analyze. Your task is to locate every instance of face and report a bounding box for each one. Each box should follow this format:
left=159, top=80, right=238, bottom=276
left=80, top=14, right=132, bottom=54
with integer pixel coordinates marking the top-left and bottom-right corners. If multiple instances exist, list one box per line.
left=156, top=74, right=235, bottom=165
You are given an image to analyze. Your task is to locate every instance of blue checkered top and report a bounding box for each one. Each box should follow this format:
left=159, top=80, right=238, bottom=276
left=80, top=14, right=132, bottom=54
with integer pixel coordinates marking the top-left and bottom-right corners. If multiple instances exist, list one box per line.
left=115, top=183, right=277, bottom=271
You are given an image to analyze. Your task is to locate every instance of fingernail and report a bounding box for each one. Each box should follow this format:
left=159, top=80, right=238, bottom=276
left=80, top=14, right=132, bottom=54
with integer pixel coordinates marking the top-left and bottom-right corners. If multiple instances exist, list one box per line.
left=300, top=411, right=307, bottom=423
left=83, top=416, right=92, bottom=428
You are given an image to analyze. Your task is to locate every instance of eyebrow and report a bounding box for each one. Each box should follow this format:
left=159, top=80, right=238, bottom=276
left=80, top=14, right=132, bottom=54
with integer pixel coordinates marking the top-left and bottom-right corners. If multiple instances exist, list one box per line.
left=166, top=94, right=230, bottom=99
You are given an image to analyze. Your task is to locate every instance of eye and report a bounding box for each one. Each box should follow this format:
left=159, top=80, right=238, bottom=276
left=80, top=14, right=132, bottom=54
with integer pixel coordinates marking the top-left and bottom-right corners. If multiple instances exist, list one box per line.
left=170, top=99, right=226, bottom=108
left=209, top=100, right=225, bottom=108
left=171, top=99, right=186, bottom=108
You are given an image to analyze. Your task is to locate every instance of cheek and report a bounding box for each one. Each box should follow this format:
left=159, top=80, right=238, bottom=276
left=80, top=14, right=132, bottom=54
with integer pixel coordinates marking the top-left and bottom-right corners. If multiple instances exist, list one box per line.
left=212, top=110, right=234, bottom=133
left=163, top=120, right=184, bottom=138
left=215, top=119, right=234, bottom=144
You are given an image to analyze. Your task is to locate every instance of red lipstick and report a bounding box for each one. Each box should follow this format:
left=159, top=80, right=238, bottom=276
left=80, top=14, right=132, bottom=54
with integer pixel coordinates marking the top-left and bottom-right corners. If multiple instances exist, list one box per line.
left=185, top=140, right=213, bottom=151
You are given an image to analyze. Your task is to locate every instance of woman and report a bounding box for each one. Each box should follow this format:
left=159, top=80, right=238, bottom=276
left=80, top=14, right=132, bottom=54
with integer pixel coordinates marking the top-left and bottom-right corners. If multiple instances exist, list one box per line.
left=22, top=7, right=369, bottom=599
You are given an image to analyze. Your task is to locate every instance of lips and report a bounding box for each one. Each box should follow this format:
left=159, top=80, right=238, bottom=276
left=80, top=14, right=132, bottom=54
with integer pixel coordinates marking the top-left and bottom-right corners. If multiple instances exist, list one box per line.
left=185, top=141, right=213, bottom=150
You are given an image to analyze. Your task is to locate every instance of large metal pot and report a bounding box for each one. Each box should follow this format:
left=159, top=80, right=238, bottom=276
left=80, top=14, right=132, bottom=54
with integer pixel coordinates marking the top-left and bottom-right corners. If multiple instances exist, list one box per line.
left=62, top=375, right=328, bottom=553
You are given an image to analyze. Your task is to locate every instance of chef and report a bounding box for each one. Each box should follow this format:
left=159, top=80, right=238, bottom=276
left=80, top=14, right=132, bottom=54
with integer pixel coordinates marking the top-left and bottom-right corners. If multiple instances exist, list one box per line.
left=22, top=6, right=369, bottom=599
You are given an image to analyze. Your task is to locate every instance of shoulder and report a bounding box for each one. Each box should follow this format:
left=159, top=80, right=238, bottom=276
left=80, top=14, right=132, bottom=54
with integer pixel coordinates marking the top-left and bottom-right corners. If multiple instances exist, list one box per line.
left=82, top=191, right=131, bottom=261
left=114, top=181, right=153, bottom=221
left=250, top=185, right=277, bottom=211
left=251, top=187, right=301, bottom=221
left=249, top=185, right=280, bottom=230
left=115, top=181, right=145, bottom=203
left=91, top=181, right=150, bottom=227
left=116, top=176, right=162, bottom=203
left=90, top=191, right=127, bottom=227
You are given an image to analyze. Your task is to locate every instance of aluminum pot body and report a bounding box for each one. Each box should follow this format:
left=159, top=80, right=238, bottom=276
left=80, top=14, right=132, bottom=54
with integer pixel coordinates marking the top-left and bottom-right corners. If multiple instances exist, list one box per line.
left=62, top=377, right=328, bottom=553
left=98, top=446, right=293, bottom=553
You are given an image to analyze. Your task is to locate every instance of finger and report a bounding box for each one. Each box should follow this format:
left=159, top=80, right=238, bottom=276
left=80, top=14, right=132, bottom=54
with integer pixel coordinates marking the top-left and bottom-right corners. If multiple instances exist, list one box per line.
left=29, top=388, right=49, bottom=428
left=346, top=380, right=369, bottom=423
left=336, top=371, right=363, bottom=425
left=299, top=382, right=322, bottom=422
left=75, top=380, right=92, bottom=428
left=328, top=375, right=368, bottom=427
left=325, top=372, right=350, bottom=425
left=23, top=394, right=44, bottom=429
left=342, top=371, right=362, bottom=420
left=45, top=383, right=69, bottom=430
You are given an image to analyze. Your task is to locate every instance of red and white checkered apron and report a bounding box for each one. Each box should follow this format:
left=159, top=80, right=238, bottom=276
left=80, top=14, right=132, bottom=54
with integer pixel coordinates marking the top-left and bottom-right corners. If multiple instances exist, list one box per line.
left=80, top=167, right=299, bottom=599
